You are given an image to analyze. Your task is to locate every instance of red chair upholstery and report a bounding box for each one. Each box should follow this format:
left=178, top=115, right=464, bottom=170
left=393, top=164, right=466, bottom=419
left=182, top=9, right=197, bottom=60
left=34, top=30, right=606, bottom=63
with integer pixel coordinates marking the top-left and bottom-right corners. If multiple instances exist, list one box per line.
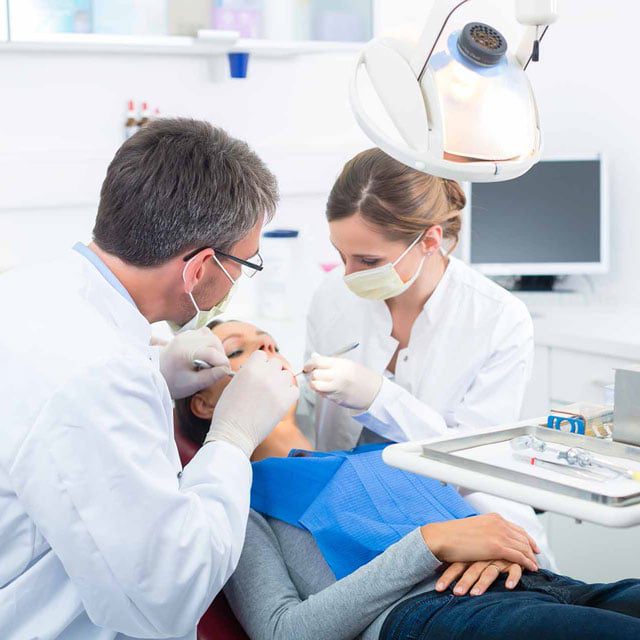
left=173, top=413, right=250, bottom=640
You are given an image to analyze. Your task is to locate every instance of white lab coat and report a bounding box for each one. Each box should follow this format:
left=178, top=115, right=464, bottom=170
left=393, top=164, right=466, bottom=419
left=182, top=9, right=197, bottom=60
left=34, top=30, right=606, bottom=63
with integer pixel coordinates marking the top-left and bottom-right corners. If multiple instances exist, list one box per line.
left=302, top=256, right=556, bottom=567
left=0, top=250, right=251, bottom=640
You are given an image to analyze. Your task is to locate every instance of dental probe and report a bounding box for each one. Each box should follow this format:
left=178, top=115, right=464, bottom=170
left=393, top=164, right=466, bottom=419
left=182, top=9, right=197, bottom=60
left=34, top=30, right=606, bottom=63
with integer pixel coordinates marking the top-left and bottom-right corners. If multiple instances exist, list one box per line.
left=293, top=342, right=360, bottom=378
left=192, top=359, right=235, bottom=376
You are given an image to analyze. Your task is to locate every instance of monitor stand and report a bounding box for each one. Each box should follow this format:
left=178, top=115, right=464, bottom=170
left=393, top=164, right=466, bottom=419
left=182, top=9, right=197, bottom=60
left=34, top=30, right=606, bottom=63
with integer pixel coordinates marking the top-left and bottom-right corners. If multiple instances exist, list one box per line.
left=512, top=275, right=558, bottom=292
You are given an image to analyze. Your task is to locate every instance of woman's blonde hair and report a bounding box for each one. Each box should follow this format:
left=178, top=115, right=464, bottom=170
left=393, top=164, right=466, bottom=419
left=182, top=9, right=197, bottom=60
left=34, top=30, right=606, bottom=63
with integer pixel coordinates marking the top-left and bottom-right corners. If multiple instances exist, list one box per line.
left=326, top=148, right=465, bottom=253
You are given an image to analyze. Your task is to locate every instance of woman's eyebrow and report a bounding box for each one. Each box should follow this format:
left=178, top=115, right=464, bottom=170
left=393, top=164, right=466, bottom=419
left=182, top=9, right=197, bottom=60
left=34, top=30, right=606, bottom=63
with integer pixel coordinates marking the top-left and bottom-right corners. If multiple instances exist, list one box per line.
left=330, top=239, right=380, bottom=259
left=221, top=333, right=244, bottom=344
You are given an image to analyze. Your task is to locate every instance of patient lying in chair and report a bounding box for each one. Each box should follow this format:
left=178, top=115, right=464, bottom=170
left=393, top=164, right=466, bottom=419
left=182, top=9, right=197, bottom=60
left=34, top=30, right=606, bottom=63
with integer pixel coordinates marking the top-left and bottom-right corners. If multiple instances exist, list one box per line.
left=176, top=321, right=640, bottom=640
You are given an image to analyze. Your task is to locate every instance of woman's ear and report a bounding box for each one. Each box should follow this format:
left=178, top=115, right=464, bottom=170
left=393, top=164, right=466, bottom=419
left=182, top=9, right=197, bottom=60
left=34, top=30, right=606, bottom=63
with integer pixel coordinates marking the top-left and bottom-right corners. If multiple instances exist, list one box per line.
left=421, top=226, right=443, bottom=255
left=190, top=392, right=215, bottom=421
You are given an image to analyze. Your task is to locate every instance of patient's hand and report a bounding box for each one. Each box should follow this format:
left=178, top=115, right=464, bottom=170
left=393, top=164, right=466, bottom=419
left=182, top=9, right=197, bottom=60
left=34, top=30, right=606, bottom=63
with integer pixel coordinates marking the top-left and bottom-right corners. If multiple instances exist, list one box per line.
left=435, top=560, right=523, bottom=596
left=420, top=513, right=539, bottom=572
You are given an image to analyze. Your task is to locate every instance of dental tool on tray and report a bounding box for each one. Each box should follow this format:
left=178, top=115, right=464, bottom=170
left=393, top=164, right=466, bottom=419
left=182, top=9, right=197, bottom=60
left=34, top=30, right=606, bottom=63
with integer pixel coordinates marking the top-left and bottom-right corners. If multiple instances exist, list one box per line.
left=512, top=453, right=608, bottom=482
left=510, top=435, right=640, bottom=482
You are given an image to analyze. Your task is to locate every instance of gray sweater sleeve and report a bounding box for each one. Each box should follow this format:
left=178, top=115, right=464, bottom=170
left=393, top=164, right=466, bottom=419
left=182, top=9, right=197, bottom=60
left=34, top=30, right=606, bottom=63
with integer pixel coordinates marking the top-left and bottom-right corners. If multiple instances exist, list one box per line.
left=224, top=511, right=441, bottom=640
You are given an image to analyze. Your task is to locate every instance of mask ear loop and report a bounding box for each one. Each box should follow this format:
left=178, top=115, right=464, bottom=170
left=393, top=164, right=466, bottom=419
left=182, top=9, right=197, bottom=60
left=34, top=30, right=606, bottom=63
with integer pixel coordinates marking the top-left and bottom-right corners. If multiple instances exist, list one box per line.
left=393, top=231, right=429, bottom=267
left=182, top=256, right=201, bottom=316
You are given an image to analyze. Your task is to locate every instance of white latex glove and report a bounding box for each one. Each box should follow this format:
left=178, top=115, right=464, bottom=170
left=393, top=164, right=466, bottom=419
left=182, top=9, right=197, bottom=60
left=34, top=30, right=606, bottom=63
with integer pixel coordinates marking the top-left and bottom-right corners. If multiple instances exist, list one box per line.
left=303, top=353, right=383, bottom=412
left=205, top=351, right=299, bottom=458
left=159, top=327, right=232, bottom=400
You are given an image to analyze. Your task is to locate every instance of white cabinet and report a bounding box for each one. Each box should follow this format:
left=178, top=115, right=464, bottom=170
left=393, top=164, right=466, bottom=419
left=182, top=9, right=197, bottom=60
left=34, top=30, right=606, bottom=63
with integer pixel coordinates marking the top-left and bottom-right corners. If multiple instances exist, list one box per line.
left=549, top=349, right=634, bottom=406
left=521, top=345, right=550, bottom=419
left=540, top=512, right=640, bottom=582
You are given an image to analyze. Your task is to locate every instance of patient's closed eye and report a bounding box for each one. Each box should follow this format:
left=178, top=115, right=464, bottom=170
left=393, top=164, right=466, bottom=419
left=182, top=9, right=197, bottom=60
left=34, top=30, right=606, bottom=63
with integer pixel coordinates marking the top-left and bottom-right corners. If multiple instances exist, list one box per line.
left=228, top=349, right=244, bottom=358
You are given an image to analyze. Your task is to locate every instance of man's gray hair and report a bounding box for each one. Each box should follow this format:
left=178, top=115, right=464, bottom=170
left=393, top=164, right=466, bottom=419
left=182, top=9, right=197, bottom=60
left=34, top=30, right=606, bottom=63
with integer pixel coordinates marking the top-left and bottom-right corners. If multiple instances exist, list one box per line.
left=93, top=118, right=278, bottom=266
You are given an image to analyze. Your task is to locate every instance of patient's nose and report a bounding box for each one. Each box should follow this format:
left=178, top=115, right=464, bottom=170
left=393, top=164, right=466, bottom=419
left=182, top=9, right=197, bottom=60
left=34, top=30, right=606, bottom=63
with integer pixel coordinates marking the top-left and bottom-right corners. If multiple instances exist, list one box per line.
left=257, top=335, right=278, bottom=356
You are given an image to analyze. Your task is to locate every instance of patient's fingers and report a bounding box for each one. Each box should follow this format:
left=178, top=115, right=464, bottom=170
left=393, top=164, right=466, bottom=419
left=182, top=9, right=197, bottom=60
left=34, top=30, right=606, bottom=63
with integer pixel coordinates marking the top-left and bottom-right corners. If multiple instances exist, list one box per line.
left=505, top=563, right=523, bottom=589
left=507, top=522, right=540, bottom=555
left=436, top=563, right=467, bottom=592
left=469, top=562, right=506, bottom=596
left=453, top=562, right=491, bottom=596
left=505, top=535, right=538, bottom=570
left=498, top=545, right=537, bottom=572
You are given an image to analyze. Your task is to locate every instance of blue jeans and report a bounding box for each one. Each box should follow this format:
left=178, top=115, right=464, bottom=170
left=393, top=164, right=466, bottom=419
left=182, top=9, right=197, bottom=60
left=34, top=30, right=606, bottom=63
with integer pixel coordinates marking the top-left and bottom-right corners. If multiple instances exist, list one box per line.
left=380, top=570, right=640, bottom=639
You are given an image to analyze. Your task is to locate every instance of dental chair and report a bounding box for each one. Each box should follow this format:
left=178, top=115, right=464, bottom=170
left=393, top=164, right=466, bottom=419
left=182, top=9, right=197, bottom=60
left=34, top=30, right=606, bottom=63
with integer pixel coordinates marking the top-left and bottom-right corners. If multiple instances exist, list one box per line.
left=174, top=412, right=250, bottom=640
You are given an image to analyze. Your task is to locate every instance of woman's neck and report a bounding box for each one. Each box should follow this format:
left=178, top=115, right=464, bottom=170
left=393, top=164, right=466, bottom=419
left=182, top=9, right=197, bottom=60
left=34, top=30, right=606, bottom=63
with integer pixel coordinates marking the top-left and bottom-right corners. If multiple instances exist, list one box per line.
left=386, top=252, right=448, bottom=316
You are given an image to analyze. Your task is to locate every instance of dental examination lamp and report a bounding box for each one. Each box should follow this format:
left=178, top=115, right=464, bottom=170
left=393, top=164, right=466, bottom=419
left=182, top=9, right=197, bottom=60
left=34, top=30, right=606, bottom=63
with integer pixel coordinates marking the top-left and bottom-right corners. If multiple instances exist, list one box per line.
left=350, top=0, right=558, bottom=182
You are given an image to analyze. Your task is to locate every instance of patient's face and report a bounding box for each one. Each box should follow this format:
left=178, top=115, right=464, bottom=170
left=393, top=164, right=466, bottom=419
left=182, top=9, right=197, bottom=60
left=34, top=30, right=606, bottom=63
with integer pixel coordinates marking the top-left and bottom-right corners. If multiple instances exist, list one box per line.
left=189, top=321, right=294, bottom=421
left=214, top=320, right=292, bottom=373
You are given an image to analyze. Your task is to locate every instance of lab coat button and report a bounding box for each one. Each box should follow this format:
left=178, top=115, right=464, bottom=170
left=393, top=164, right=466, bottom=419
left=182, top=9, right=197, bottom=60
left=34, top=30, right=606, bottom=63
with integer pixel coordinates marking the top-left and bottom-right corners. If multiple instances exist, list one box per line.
left=177, top=471, right=183, bottom=479
left=403, top=355, right=409, bottom=362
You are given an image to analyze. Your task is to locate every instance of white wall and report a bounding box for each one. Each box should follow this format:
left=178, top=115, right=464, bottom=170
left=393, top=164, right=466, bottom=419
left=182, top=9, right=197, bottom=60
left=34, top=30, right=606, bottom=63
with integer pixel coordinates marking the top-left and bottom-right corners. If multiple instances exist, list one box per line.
left=519, top=0, right=637, bottom=304
left=0, top=46, right=369, bottom=265
left=0, top=0, right=637, bottom=301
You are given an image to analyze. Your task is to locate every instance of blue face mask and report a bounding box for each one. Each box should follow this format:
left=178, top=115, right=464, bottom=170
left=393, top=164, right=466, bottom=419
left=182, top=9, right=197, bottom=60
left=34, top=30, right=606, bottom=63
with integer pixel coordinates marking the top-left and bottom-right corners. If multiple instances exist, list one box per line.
left=168, top=255, right=238, bottom=334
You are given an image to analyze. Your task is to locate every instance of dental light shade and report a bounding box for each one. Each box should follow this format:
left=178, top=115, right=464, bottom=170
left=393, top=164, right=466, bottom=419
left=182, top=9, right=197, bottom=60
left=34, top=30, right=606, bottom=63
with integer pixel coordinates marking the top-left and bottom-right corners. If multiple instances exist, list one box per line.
left=350, top=0, right=559, bottom=182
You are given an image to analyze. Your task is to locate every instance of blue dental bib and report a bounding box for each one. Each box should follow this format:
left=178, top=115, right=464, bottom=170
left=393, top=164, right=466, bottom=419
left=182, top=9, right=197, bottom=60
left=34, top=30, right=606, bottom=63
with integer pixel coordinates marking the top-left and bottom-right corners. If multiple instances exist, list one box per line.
left=251, top=444, right=477, bottom=579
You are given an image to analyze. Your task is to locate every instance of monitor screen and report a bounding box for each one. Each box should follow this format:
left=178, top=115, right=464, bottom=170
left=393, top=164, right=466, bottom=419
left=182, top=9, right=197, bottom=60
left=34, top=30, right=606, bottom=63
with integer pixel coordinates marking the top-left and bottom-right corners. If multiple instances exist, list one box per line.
left=470, top=159, right=602, bottom=269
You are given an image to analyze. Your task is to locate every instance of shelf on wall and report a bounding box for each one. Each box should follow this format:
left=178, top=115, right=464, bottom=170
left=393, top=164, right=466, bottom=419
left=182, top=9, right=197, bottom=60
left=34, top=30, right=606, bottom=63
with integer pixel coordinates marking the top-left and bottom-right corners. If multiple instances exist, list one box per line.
left=232, top=39, right=363, bottom=58
left=0, top=31, right=239, bottom=56
left=0, top=32, right=364, bottom=58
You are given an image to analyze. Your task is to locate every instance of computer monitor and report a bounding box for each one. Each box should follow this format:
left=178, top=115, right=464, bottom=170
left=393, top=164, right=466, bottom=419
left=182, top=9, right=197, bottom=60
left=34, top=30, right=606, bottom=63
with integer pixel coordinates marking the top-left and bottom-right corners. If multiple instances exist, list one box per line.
left=464, top=156, right=609, bottom=289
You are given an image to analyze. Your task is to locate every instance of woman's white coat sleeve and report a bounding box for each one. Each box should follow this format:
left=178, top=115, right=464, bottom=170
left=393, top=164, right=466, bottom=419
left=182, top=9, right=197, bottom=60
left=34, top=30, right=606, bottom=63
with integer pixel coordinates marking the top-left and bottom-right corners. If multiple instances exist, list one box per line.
left=9, top=355, right=251, bottom=638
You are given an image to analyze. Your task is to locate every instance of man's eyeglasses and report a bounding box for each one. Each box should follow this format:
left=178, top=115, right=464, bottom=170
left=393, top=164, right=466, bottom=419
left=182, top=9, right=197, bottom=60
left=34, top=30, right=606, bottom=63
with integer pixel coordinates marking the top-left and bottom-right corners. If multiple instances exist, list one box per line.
left=182, top=247, right=264, bottom=278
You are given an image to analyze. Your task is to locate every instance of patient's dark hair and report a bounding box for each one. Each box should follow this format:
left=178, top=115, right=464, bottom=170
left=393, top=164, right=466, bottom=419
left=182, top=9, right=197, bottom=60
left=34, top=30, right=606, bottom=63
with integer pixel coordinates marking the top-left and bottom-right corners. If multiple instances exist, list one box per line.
left=175, top=320, right=226, bottom=447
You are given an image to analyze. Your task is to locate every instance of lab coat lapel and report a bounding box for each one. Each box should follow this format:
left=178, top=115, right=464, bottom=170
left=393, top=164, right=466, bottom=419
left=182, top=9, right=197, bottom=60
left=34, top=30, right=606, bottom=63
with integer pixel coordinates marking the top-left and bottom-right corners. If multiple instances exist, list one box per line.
left=360, top=299, right=398, bottom=375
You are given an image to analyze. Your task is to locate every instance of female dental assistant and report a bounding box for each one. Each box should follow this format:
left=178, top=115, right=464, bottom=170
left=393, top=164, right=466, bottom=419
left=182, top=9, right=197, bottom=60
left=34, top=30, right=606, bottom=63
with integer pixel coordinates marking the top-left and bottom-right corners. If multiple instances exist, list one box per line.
left=302, top=148, right=553, bottom=564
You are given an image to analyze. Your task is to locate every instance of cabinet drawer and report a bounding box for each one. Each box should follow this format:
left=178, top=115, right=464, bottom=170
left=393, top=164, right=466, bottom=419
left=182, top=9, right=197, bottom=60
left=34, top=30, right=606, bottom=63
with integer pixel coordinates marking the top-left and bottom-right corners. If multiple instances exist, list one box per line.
left=550, top=349, right=638, bottom=404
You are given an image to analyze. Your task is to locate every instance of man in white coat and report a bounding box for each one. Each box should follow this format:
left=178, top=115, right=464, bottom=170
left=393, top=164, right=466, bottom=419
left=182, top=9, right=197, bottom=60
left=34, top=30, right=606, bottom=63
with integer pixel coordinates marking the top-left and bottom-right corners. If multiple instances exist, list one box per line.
left=0, top=119, right=298, bottom=639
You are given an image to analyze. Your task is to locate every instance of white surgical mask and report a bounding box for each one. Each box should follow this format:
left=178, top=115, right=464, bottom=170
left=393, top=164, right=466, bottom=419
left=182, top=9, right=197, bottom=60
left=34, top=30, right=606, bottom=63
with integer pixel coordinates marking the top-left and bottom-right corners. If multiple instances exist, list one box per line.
left=343, top=233, right=428, bottom=301
left=169, top=255, right=238, bottom=334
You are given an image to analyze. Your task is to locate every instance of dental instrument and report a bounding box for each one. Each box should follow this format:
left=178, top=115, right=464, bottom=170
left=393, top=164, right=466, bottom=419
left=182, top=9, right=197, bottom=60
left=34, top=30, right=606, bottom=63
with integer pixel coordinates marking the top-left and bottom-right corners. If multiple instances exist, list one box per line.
left=294, top=342, right=360, bottom=378
left=350, top=0, right=559, bottom=182
left=192, top=359, right=235, bottom=376
left=513, top=453, right=607, bottom=483
left=510, top=435, right=640, bottom=481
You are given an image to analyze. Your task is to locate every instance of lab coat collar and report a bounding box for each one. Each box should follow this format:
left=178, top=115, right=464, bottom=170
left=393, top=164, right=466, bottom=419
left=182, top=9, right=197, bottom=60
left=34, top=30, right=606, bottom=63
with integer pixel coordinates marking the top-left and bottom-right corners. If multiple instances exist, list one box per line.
left=73, top=242, right=136, bottom=307
left=72, top=244, right=151, bottom=347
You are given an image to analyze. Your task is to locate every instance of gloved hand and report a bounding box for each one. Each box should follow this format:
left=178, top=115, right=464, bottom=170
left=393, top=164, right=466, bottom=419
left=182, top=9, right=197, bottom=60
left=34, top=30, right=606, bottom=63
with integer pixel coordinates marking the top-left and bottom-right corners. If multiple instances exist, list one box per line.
left=159, top=327, right=232, bottom=400
left=205, top=351, right=299, bottom=458
left=303, top=353, right=383, bottom=412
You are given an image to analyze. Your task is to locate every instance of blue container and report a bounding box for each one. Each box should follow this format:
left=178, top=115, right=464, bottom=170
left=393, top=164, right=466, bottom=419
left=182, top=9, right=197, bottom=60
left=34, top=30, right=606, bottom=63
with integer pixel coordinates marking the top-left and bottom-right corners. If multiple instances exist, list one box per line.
left=228, top=52, right=250, bottom=78
left=546, top=414, right=586, bottom=435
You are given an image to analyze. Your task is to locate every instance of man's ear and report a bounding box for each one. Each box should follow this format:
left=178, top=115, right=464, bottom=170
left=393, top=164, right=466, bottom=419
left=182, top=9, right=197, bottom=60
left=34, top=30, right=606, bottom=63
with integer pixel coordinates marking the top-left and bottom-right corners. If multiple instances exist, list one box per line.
left=183, top=249, right=214, bottom=292
left=190, top=393, right=215, bottom=420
